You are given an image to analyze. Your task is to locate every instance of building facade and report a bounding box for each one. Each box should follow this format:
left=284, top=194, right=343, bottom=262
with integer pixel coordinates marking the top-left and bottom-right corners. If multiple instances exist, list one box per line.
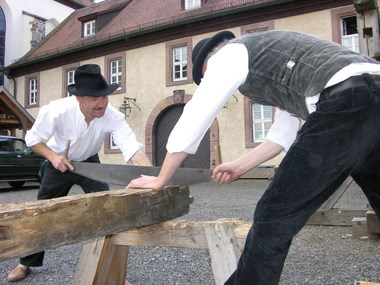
left=0, top=0, right=92, bottom=136
left=2, top=0, right=379, bottom=170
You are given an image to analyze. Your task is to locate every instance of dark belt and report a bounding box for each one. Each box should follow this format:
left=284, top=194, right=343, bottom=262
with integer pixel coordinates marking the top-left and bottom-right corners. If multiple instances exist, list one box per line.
left=324, top=74, right=380, bottom=95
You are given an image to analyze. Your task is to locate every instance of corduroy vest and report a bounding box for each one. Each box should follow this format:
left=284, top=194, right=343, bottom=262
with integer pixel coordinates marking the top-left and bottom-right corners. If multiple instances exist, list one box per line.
left=231, top=31, right=378, bottom=120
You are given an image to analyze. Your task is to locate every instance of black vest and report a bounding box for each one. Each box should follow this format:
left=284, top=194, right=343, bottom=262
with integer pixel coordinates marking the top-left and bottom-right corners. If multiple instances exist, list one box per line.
left=232, top=31, right=378, bottom=120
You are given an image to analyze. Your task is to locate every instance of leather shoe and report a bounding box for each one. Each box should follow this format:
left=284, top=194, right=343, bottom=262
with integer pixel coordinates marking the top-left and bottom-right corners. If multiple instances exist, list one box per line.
left=7, top=266, right=30, bottom=282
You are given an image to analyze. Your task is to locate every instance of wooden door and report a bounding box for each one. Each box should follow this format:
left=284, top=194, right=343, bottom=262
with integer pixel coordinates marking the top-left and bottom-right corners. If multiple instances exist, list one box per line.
left=155, top=104, right=210, bottom=169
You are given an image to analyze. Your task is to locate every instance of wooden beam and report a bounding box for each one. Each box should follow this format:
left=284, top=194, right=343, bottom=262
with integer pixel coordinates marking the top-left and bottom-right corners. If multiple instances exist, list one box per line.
left=352, top=217, right=380, bottom=239
left=73, top=236, right=129, bottom=285
left=367, top=211, right=380, bottom=233
left=0, top=186, right=191, bottom=262
left=73, top=237, right=110, bottom=285
left=0, top=118, right=22, bottom=126
left=111, top=219, right=251, bottom=250
left=307, top=209, right=367, bottom=226
left=205, top=222, right=242, bottom=285
left=319, top=177, right=353, bottom=209
left=73, top=219, right=250, bottom=285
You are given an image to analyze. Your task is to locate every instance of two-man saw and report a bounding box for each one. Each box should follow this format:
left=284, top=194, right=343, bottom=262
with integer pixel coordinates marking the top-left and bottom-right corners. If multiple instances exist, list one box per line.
left=71, top=162, right=212, bottom=186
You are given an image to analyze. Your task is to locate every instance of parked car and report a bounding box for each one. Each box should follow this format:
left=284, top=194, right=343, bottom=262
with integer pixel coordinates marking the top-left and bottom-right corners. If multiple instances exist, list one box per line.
left=0, top=136, right=45, bottom=188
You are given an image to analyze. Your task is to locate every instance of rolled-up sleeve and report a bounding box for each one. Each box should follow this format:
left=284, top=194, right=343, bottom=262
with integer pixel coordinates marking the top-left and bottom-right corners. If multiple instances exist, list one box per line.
left=25, top=105, right=55, bottom=147
left=265, top=108, right=300, bottom=152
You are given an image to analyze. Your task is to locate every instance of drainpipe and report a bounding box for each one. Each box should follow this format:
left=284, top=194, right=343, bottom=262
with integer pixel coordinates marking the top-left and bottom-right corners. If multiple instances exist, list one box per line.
left=9, top=77, right=17, bottom=100
left=1, top=66, right=17, bottom=99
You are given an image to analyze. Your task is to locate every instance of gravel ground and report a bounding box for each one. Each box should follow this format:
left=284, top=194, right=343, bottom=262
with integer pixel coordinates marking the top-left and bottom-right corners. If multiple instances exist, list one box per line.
left=0, top=179, right=379, bottom=285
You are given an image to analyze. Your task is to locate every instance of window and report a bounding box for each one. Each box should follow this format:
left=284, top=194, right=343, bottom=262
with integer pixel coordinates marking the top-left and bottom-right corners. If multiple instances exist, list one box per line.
left=244, top=98, right=275, bottom=147
left=84, top=20, right=95, bottom=37
left=166, top=38, right=193, bottom=86
left=331, top=7, right=359, bottom=52
left=341, top=16, right=359, bottom=52
left=0, top=137, right=10, bottom=151
left=105, top=53, right=126, bottom=94
left=62, top=64, right=79, bottom=97
left=67, top=70, right=75, bottom=96
left=104, top=134, right=121, bottom=154
left=25, top=73, right=39, bottom=108
left=173, top=47, right=187, bottom=81
left=252, top=104, right=272, bottom=142
left=110, top=59, right=122, bottom=89
left=185, top=0, right=201, bottom=10
left=109, top=134, right=118, bottom=150
left=13, top=139, right=28, bottom=152
left=29, top=79, right=37, bottom=105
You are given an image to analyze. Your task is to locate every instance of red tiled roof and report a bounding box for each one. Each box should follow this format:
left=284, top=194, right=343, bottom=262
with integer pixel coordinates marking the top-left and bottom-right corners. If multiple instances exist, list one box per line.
left=15, top=0, right=278, bottom=64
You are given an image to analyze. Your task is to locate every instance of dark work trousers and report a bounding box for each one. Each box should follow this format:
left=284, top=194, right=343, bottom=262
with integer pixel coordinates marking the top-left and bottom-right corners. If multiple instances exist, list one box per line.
left=225, top=74, right=380, bottom=285
left=20, top=154, right=109, bottom=267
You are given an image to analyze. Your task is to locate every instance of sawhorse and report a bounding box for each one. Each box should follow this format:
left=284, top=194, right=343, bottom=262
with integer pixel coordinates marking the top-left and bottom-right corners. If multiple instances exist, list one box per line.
left=307, top=177, right=368, bottom=226
left=72, top=219, right=251, bottom=285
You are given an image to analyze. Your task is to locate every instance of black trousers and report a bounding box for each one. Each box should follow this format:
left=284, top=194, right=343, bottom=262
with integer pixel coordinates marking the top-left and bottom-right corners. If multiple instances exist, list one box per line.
left=20, top=154, right=109, bottom=267
left=225, top=74, right=380, bottom=284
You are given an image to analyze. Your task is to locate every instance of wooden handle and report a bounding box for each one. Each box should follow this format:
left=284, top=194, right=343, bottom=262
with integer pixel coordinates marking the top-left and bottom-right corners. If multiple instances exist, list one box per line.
left=64, top=139, right=71, bottom=158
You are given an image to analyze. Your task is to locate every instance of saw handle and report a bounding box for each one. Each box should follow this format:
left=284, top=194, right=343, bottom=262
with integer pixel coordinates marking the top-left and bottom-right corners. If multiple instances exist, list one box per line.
left=64, top=139, right=71, bottom=158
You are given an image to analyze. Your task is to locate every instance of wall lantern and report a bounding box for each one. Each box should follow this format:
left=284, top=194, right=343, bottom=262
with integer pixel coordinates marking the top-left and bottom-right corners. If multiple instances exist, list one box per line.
left=119, top=97, right=141, bottom=117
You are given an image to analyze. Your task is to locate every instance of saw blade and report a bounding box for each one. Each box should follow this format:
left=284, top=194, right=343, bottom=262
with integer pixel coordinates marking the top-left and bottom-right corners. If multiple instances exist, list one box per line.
left=71, top=162, right=212, bottom=186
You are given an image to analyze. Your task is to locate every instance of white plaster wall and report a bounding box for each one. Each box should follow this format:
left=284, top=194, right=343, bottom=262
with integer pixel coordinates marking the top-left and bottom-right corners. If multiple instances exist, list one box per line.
left=0, top=0, right=74, bottom=87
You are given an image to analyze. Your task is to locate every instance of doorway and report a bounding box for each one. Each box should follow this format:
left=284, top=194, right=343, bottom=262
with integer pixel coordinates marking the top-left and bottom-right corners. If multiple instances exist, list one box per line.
left=154, top=104, right=210, bottom=169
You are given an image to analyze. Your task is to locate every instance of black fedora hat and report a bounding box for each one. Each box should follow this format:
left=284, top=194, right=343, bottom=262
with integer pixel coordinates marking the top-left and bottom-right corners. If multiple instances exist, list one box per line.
left=192, top=31, right=236, bottom=85
left=67, top=64, right=118, bottom=97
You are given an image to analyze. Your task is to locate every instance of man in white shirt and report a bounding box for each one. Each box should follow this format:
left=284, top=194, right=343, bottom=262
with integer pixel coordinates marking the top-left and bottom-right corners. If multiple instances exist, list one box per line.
left=7, top=64, right=151, bottom=282
left=127, top=31, right=380, bottom=284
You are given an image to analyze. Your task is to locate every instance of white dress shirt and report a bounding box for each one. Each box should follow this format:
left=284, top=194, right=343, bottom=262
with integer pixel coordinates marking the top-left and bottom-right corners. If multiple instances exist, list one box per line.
left=25, top=96, right=142, bottom=162
left=167, top=43, right=380, bottom=154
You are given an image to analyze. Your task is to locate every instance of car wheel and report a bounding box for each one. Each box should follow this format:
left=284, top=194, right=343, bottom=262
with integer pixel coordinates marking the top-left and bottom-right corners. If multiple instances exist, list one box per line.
left=8, top=181, right=25, bottom=188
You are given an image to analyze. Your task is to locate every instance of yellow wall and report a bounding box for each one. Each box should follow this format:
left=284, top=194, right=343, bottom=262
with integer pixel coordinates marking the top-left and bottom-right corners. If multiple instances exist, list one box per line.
left=14, top=6, right=357, bottom=168
left=275, top=9, right=333, bottom=40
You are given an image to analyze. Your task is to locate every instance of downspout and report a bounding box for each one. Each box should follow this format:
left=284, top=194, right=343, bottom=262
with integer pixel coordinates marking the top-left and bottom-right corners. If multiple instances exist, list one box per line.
left=10, top=77, right=17, bottom=100
left=2, top=66, right=17, bottom=99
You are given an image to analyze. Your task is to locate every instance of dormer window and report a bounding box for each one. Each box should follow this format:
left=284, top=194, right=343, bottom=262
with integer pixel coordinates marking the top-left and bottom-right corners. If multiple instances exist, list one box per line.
left=185, top=0, right=201, bottom=10
left=79, top=4, right=127, bottom=39
left=84, top=20, right=96, bottom=37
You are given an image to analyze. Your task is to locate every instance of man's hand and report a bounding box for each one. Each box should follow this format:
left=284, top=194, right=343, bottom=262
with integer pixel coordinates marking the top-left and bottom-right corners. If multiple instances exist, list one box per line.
left=127, top=152, right=188, bottom=191
left=31, top=142, right=74, bottom=173
left=213, top=140, right=284, bottom=184
left=50, top=154, right=74, bottom=173
left=212, top=162, right=242, bottom=184
left=126, top=175, right=164, bottom=191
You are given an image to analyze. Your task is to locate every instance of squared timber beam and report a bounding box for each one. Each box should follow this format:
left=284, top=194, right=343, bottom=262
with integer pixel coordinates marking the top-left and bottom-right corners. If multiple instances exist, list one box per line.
left=0, top=186, right=191, bottom=262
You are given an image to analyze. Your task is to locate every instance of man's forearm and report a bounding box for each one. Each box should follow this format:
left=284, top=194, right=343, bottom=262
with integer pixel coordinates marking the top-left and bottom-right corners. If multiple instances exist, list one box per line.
left=157, top=152, right=188, bottom=186
left=233, top=140, right=283, bottom=174
left=31, top=142, right=58, bottom=161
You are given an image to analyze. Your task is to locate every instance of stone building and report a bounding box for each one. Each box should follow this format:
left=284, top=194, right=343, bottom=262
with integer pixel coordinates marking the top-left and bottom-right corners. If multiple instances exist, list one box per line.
left=2, top=0, right=379, bottom=171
